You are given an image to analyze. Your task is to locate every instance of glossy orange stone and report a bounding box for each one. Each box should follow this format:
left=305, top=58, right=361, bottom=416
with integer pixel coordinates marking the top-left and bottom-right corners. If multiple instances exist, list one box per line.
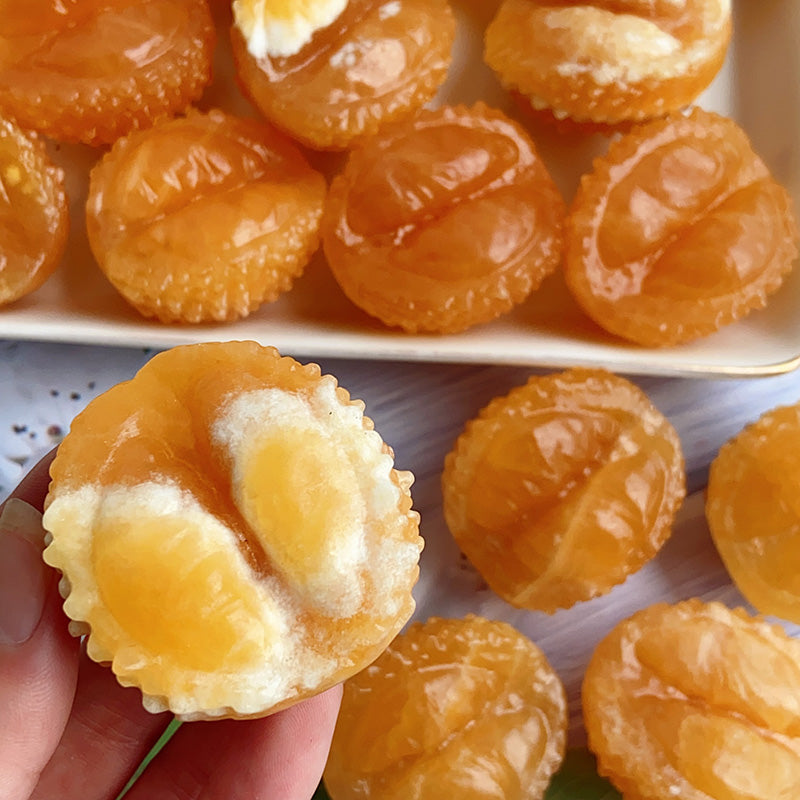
left=324, top=614, right=567, bottom=800
left=484, top=0, right=731, bottom=126
left=321, top=103, right=566, bottom=334
left=583, top=599, right=800, bottom=800
left=564, top=108, right=799, bottom=347
left=86, top=108, right=327, bottom=323
left=707, top=402, right=800, bottom=624
left=0, top=115, right=69, bottom=306
left=0, top=0, right=215, bottom=146
left=442, top=368, right=685, bottom=612
left=230, top=0, right=456, bottom=150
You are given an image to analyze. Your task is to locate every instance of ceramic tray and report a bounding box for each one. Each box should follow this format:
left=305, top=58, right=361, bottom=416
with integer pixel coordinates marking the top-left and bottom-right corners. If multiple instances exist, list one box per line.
left=1, top=0, right=798, bottom=378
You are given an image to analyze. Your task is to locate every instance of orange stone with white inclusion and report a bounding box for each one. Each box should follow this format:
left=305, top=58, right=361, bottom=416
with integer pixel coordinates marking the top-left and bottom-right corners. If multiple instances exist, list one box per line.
left=0, top=0, right=215, bottom=146
left=231, top=0, right=456, bottom=150
left=324, top=615, right=567, bottom=800
left=484, top=0, right=731, bottom=126
left=442, top=369, right=685, bottom=612
left=42, top=341, right=422, bottom=720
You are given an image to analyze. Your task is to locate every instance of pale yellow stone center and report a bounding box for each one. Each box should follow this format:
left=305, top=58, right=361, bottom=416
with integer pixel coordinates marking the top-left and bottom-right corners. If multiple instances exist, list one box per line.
left=92, top=515, right=268, bottom=672
left=239, top=425, right=364, bottom=607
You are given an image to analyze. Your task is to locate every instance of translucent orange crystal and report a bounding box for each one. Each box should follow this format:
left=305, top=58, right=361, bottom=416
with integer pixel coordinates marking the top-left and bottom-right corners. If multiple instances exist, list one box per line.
left=86, top=108, right=327, bottom=323
left=0, top=0, right=215, bottom=146
left=707, top=401, right=800, bottom=624
left=484, top=0, right=731, bottom=126
left=230, top=0, right=456, bottom=150
left=324, top=614, right=567, bottom=800
left=442, top=368, right=685, bottom=612
left=321, top=103, right=565, bottom=334
left=0, top=115, right=69, bottom=306
left=564, top=108, right=799, bottom=346
left=583, top=599, right=800, bottom=799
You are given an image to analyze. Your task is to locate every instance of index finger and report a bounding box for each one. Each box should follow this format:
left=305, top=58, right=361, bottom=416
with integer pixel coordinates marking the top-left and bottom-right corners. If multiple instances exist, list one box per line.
left=1, top=449, right=57, bottom=516
left=0, top=446, right=79, bottom=800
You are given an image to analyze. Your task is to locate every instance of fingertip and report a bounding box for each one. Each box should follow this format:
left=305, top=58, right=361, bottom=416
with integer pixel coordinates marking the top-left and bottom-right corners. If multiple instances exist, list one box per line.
left=240, top=686, right=344, bottom=800
left=0, top=492, right=79, bottom=799
left=1, top=448, right=58, bottom=516
left=0, top=496, right=48, bottom=549
left=293, top=682, right=344, bottom=729
left=0, top=503, right=50, bottom=647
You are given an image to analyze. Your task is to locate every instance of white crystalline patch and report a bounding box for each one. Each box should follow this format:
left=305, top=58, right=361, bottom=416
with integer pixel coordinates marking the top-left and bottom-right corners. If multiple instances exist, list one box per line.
left=542, top=7, right=708, bottom=85
left=329, top=40, right=361, bottom=71
left=526, top=93, right=572, bottom=120
left=234, top=0, right=349, bottom=60
left=329, top=36, right=406, bottom=85
left=42, top=481, right=334, bottom=716
left=212, top=382, right=404, bottom=616
left=378, top=0, right=401, bottom=20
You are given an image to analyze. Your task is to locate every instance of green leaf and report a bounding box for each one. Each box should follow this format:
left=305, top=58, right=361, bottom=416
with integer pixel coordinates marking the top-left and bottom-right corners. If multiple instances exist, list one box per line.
left=544, top=748, right=622, bottom=800
left=116, top=718, right=183, bottom=799
left=312, top=781, right=332, bottom=800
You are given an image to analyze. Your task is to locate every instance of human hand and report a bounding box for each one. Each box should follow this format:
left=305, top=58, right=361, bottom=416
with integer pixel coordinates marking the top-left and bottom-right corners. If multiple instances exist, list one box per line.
left=0, top=451, right=342, bottom=800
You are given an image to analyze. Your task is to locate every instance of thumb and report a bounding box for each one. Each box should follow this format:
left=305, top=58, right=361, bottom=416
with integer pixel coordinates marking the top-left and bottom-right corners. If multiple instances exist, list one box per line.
left=0, top=497, right=80, bottom=799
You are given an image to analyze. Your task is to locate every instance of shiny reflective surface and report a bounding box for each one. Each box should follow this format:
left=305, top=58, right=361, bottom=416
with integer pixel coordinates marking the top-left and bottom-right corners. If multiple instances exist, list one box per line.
left=322, top=103, right=565, bottom=333
left=442, top=368, right=685, bottom=613
left=0, top=117, right=69, bottom=306
left=707, top=402, right=800, bottom=624
left=0, top=0, right=215, bottom=145
left=565, top=109, right=799, bottom=346
left=231, top=0, right=455, bottom=149
left=484, top=0, right=732, bottom=124
left=325, top=615, right=567, bottom=800
left=1, top=1, right=798, bottom=378
left=85, top=109, right=326, bottom=323
left=5, top=342, right=800, bottom=730
left=583, top=599, right=800, bottom=799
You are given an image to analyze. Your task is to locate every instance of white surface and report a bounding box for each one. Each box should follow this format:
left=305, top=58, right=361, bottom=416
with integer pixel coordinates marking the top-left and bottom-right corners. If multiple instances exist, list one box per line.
left=1, top=1, right=799, bottom=377
left=3, top=340, right=800, bottom=744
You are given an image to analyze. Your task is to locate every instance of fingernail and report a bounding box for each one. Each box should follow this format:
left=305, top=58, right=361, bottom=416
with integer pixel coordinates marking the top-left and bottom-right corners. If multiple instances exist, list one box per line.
left=0, top=498, right=49, bottom=646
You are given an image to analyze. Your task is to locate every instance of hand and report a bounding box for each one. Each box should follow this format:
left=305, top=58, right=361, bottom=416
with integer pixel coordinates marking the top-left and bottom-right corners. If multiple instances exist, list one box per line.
left=0, top=451, right=342, bottom=800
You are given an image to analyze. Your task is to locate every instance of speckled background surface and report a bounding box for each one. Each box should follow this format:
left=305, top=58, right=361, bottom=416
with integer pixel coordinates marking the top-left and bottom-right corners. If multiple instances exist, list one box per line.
left=0, top=341, right=153, bottom=499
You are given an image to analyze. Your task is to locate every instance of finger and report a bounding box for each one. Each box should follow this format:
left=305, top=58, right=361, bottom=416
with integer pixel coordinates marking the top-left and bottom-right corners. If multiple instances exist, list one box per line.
left=30, top=650, right=172, bottom=800
left=1, top=450, right=57, bottom=515
left=0, top=450, right=81, bottom=800
left=125, top=684, right=343, bottom=800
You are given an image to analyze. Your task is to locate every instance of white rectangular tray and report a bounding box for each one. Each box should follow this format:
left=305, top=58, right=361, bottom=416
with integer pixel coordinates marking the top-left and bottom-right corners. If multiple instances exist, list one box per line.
left=1, top=0, right=798, bottom=378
